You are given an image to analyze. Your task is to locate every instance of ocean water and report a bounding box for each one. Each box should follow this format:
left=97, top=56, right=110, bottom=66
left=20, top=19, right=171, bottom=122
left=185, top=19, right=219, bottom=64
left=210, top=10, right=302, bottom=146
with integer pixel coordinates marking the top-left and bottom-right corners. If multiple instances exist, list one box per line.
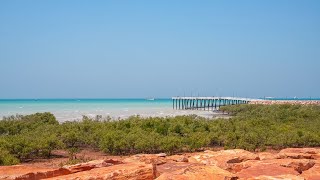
left=2, top=98, right=318, bottom=122
left=0, top=99, right=171, bottom=121
left=0, top=98, right=217, bottom=122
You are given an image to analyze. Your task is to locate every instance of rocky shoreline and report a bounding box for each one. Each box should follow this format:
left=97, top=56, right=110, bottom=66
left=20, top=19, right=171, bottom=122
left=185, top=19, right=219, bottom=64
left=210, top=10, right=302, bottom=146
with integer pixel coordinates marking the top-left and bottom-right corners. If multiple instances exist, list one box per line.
left=1, top=148, right=320, bottom=180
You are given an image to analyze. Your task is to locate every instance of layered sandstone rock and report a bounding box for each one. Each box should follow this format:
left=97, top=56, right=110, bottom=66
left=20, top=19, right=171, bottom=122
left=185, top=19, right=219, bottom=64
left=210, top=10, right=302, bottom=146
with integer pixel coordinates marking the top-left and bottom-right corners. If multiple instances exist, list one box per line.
left=1, top=148, right=320, bottom=180
left=63, top=159, right=122, bottom=173
left=47, top=162, right=155, bottom=180
left=0, top=165, right=71, bottom=180
left=278, top=148, right=320, bottom=159
left=236, top=163, right=300, bottom=179
left=156, top=165, right=237, bottom=180
left=230, top=158, right=315, bottom=174
left=124, top=154, right=167, bottom=165
left=167, top=155, right=189, bottom=163
left=188, top=149, right=259, bottom=170
left=300, top=162, right=320, bottom=180
left=247, top=174, right=305, bottom=180
left=156, top=162, right=196, bottom=176
left=257, top=152, right=277, bottom=160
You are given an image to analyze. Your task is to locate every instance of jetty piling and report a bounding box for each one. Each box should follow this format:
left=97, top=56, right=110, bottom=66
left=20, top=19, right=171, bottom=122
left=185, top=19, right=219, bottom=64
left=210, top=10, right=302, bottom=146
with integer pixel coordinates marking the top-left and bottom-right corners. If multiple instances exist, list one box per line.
left=172, top=97, right=253, bottom=111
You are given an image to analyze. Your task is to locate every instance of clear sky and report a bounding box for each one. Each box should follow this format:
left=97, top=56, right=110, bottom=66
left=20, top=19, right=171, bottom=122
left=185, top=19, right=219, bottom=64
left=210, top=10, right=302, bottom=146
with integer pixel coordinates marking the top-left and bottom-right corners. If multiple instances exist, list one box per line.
left=0, top=0, right=319, bottom=98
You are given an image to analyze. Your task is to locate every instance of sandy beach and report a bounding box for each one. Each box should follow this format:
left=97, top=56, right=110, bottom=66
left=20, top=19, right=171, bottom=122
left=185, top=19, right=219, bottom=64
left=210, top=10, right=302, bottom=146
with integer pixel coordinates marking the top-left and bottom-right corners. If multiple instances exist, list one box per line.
left=51, top=107, right=224, bottom=122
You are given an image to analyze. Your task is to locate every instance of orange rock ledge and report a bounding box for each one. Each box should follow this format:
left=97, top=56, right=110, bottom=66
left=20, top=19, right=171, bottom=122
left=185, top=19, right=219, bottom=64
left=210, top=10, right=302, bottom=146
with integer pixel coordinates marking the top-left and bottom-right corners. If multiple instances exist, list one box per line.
left=1, top=148, right=320, bottom=180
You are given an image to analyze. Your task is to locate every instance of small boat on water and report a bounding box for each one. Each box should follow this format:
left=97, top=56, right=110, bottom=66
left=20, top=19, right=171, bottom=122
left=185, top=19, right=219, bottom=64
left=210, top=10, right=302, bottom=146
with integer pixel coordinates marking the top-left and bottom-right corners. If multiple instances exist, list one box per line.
left=146, top=98, right=155, bottom=101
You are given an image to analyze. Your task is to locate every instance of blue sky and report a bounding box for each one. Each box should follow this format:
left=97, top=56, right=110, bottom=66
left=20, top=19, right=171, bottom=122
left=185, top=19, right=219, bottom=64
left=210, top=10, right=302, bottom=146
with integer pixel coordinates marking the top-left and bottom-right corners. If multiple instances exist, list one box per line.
left=0, top=0, right=319, bottom=98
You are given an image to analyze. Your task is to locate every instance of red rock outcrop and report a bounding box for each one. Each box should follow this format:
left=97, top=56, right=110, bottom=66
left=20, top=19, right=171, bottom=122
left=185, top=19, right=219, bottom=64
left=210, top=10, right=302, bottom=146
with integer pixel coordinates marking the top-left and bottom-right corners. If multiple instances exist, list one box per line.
left=278, top=148, right=320, bottom=159
left=2, top=148, right=320, bottom=180
left=188, top=149, right=259, bottom=170
left=231, top=158, right=315, bottom=174
left=247, top=174, right=305, bottom=180
left=156, top=162, right=196, bottom=176
left=47, top=162, right=155, bottom=180
left=236, top=163, right=299, bottom=179
left=124, top=154, right=167, bottom=165
left=156, top=165, right=237, bottom=180
left=300, top=161, right=320, bottom=180
left=257, top=152, right=277, bottom=160
left=167, top=155, right=189, bottom=163
left=0, top=165, right=71, bottom=180
left=63, top=159, right=122, bottom=173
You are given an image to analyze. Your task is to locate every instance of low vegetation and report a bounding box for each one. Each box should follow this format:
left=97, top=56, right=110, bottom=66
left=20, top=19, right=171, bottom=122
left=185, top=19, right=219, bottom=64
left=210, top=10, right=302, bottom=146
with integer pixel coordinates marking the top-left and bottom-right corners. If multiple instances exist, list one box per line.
left=0, top=104, right=320, bottom=165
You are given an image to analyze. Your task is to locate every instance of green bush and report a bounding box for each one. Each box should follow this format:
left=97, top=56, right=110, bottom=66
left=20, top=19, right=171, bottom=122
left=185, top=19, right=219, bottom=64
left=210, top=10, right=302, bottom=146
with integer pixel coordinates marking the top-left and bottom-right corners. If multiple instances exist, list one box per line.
left=1, top=105, right=320, bottom=165
left=0, top=148, right=19, bottom=165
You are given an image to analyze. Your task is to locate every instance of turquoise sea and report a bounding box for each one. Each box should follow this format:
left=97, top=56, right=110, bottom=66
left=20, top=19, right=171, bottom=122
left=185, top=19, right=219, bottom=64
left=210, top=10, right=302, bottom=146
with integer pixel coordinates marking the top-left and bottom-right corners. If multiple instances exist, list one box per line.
left=1, top=98, right=319, bottom=121
left=0, top=99, right=174, bottom=121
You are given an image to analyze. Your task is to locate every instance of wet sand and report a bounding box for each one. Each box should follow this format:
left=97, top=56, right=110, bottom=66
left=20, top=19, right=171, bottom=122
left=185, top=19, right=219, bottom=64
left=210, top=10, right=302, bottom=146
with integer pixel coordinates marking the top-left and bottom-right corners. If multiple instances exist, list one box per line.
left=55, top=107, right=225, bottom=122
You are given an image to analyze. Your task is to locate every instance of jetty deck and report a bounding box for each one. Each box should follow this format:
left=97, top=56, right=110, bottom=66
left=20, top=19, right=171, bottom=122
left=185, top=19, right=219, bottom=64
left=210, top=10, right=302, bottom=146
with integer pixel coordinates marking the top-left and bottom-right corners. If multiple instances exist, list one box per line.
left=172, top=97, right=260, bottom=110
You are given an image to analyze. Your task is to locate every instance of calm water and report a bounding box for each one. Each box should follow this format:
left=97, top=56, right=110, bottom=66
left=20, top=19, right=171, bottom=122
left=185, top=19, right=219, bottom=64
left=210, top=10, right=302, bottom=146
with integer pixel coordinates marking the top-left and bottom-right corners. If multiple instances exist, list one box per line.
left=1, top=98, right=319, bottom=121
left=0, top=99, right=173, bottom=121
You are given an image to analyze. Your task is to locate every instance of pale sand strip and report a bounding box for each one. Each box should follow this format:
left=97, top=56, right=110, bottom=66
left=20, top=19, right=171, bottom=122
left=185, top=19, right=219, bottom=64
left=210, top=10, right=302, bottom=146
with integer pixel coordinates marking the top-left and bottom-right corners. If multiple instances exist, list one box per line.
left=249, top=100, right=320, bottom=105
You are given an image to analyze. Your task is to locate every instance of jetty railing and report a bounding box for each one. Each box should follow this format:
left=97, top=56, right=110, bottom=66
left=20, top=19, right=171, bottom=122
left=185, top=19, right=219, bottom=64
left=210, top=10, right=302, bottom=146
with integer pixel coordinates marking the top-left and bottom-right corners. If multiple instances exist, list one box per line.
left=172, top=97, right=258, bottom=111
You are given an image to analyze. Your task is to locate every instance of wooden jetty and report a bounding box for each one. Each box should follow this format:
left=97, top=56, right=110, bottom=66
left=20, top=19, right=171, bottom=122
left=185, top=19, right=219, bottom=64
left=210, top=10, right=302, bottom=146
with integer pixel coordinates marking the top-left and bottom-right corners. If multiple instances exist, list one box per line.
left=172, top=97, right=258, bottom=111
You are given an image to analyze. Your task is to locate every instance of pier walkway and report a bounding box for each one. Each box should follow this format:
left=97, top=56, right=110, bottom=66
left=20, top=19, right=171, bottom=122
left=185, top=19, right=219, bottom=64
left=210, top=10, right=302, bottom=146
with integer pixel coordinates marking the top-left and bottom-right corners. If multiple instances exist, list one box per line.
left=172, top=97, right=259, bottom=111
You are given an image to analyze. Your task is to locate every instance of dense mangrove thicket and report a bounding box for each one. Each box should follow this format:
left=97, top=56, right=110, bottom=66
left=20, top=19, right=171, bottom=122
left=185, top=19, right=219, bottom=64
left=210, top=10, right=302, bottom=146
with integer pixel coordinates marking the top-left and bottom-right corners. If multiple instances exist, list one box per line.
left=0, top=104, right=320, bottom=165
